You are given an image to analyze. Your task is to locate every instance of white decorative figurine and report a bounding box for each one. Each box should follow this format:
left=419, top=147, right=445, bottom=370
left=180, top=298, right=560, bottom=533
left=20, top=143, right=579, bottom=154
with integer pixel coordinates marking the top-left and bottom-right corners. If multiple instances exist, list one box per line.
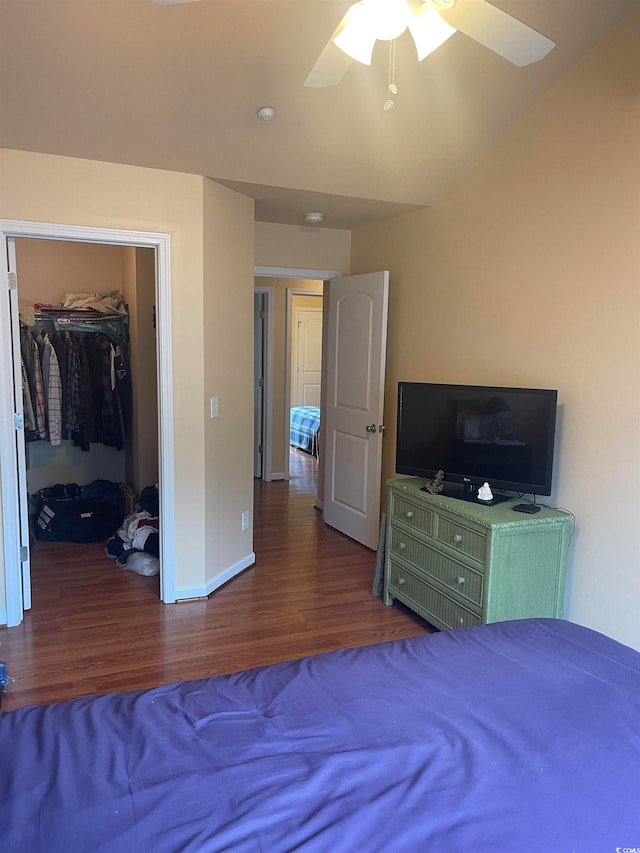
left=477, top=482, right=493, bottom=502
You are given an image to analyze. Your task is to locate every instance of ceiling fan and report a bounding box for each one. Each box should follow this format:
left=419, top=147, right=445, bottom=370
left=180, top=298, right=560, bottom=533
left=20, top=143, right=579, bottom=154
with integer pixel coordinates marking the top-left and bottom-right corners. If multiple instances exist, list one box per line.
left=152, top=0, right=555, bottom=89
left=305, top=0, right=556, bottom=88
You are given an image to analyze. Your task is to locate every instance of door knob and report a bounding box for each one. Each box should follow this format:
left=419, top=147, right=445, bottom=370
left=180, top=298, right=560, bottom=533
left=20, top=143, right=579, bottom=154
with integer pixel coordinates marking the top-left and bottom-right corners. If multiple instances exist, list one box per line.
left=365, top=424, right=377, bottom=433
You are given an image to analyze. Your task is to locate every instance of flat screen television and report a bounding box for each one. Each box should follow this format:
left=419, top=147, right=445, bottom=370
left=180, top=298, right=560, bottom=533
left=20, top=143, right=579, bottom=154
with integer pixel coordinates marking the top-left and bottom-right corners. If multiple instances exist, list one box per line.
left=396, top=382, right=558, bottom=505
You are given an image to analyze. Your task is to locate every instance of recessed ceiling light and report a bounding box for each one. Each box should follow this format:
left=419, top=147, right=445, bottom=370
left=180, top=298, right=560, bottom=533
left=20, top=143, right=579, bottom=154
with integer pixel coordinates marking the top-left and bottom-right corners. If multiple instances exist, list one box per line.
left=303, top=212, right=324, bottom=224
left=257, top=106, right=276, bottom=121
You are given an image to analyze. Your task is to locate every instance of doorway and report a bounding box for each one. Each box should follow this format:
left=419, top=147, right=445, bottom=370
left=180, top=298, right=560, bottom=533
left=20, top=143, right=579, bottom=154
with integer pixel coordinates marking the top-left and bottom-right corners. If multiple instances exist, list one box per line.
left=15, top=237, right=159, bottom=610
left=253, top=275, right=328, bottom=484
left=0, top=220, right=176, bottom=627
left=252, top=266, right=388, bottom=550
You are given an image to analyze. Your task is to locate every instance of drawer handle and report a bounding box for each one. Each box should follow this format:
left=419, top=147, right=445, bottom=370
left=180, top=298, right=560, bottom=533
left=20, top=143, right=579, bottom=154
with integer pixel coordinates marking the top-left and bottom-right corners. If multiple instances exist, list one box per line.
left=397, top=577, right=406, bottom=585
left=398, top=542, right=407, bottom=550
left=405, top=511, right=414, bottom=519
left=456, top=576, right=465, bottom=585
left=453, top=534, right=463, bottom=543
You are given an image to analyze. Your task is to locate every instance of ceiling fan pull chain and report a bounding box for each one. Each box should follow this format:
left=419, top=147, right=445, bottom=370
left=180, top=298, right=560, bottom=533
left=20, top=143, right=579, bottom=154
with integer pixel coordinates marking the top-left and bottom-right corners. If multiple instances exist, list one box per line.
left=384, top=38, right=397, bottom=111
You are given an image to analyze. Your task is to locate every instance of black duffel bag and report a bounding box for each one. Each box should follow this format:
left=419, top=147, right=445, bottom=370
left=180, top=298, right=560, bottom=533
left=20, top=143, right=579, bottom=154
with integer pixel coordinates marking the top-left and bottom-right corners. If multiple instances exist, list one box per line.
left=35, top=480, right=125, bottom=543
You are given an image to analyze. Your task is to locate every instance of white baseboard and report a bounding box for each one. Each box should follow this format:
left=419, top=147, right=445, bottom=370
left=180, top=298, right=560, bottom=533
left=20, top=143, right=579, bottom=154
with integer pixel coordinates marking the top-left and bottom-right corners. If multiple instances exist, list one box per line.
left=270, top=472, right=285, bottom=481
left=175, top=552, right=256, bottom=600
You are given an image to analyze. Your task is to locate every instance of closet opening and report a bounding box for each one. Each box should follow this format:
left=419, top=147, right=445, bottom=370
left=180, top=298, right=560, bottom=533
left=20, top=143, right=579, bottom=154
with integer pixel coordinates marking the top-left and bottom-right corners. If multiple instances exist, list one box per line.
left=14, top=237, right=161, bottom=608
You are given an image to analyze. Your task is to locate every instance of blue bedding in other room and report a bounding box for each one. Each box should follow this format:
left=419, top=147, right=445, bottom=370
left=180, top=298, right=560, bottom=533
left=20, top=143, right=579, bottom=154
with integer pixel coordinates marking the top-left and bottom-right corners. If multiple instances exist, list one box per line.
left=290, top=405, right=320, bottom=455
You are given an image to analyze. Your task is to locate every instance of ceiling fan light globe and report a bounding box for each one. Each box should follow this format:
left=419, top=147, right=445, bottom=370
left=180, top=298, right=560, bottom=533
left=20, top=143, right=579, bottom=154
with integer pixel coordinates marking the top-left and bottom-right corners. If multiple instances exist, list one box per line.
left=333, top=5, right=378, bottom=65
left=366, top=0, right=410, bottom=41
left=333, top=0, right=411, bottom=64
left=333, top=28, right=377, bottom=65
left=408, top=5, right=456, bottom=61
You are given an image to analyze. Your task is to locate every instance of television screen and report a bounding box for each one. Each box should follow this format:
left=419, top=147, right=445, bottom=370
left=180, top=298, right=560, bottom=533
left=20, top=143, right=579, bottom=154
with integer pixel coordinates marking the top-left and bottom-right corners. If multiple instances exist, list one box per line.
left=396, top=383, right=558, bottom=499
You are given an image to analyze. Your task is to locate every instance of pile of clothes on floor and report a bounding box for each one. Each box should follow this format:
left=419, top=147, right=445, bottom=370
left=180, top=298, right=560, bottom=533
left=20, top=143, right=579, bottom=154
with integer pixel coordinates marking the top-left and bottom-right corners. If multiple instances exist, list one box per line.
left=106, top=485, right=160, bottom=577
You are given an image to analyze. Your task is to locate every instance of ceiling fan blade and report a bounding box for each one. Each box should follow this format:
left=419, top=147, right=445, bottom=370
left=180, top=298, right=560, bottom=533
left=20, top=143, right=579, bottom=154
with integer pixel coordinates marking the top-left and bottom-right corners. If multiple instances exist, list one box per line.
left=305, top=39, right=354, bottom=88
left=438, top=0, right=555, bottom=67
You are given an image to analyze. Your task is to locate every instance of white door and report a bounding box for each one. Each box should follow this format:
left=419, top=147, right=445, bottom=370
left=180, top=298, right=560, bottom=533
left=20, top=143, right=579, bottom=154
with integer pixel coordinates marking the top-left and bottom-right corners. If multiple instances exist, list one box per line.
left=323, top=271, right=389, bottom=550
left=293, top=305, right=322, bottom=407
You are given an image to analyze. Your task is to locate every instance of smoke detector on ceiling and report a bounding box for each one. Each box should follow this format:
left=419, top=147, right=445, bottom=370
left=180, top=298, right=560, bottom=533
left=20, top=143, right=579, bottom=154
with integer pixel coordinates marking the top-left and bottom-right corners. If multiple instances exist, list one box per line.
left=303, top=212, right=324, bottom=224
left=257, top=106, right=276, bottom=121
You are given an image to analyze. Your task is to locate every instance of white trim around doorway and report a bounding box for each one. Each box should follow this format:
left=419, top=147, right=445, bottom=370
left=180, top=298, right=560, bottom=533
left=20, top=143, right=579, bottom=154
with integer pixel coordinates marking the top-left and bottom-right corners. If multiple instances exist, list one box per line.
left=0, top=220, right=176, bottom=626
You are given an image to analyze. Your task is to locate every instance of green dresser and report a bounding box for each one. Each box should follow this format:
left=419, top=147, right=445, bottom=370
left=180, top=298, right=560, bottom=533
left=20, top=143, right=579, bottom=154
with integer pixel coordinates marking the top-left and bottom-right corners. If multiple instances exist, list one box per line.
left=384, top=478, right=573, bottom=631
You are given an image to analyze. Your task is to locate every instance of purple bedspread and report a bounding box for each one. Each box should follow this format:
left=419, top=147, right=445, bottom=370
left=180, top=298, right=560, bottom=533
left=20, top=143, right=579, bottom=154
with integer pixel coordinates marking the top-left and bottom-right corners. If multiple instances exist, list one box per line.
left=2, top=618, right=639, bottom=852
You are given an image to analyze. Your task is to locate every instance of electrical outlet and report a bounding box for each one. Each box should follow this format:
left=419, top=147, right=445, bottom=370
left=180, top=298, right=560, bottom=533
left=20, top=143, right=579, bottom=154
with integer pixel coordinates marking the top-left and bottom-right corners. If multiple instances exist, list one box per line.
left=210, top=397, right=219, bottom=418
left=241, top=511, right=250, bottom=531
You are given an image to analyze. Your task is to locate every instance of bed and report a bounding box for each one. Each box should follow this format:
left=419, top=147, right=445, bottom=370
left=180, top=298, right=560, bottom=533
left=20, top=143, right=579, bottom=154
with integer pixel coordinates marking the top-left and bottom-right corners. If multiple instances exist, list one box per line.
left=290, top=405, right=320, bottom=456
left=2, top=618, right=639, bottom=851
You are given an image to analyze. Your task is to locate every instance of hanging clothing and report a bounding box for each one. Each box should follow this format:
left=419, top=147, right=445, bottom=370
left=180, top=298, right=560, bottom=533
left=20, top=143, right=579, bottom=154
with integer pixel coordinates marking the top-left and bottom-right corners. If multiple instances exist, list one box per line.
left=30, top=336, right=47, bottom=440
left=38, top=334, right=50, bottom=415
left=84, top=333, right=121, bottom=449
left=20, top=328, right=37, bottom=416
left=113, top=343, right=132, bottom=439
left=73, top=336, right=95, bottom=450
left=42, top=334, right=62, bottom=446
left=65, top=334, right=80, bottom=436
left=21, top=357, right=36, bottom=435
left=50, top=333, right=68, bottom=438
left=20, top=316, right=132, bottom=452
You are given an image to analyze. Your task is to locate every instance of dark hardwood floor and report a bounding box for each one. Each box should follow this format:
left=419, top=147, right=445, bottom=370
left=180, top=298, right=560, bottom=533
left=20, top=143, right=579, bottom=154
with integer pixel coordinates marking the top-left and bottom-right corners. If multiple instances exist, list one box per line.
left=0, top=450, right=429, bottom=710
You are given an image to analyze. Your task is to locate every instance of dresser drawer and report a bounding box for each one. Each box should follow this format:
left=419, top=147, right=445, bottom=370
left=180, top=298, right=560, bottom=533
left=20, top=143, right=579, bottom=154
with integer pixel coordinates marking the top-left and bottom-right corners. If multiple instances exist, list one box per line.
left=389, top=526, right=483, bottom=607
left=387, top=560, right=482, bottom=630
left=435, top=516, right=487, bottom=564
left=390, top=494, right=434, bottom=537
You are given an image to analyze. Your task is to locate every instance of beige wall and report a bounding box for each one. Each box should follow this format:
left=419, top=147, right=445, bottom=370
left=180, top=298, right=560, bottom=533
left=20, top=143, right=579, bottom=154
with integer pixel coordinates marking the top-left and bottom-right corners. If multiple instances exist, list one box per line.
left=255, top=278, right=323, bottom=476
left=15, top=238, right=124, bottom=303
left=255, top=222, right=350, bottom=273
left=203, top=178, right=255, bottom=587
left=0, top=148, right=254, bottom=604
left=351, top=10, right=640, bottom=650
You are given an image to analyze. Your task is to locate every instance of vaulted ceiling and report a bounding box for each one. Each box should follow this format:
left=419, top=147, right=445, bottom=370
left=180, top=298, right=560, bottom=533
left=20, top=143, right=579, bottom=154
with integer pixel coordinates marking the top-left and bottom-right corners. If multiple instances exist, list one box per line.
left=0, top=0, right=637, bottom=228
